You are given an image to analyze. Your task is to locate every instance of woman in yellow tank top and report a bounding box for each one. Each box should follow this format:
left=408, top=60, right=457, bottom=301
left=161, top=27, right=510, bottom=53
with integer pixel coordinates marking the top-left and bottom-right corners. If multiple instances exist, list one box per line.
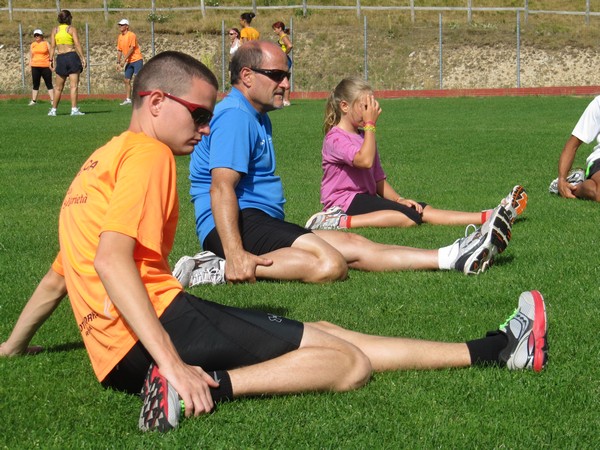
left=272, top=21, right=293, bottom=106
left=49, top=10, right=86, bottom=116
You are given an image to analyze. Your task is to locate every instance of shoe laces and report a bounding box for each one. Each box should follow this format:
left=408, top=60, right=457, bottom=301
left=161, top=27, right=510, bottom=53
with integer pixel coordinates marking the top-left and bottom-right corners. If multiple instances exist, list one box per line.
left=498, top=308, right=518, bottom=331
left=464, top=223, right=477, bottom=237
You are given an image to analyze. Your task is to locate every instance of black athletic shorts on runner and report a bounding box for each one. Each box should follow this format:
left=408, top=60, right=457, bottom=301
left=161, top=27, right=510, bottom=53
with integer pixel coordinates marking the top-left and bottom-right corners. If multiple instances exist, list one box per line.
left=203, top=208, right=312, bottom=257
left=101, top=291, right=304, bottom=394
left=55, top=51, right=83, bottom=77
left=346, top=193, right=428, bottom=225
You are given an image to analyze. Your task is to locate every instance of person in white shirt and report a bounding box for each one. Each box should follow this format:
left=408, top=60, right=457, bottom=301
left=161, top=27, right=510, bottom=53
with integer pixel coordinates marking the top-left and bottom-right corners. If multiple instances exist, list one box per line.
left=550, top=96, right=600, bottom=201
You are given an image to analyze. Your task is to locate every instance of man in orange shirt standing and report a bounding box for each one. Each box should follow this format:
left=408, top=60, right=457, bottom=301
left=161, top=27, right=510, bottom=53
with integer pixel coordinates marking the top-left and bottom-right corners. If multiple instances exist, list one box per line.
left=116, top=18, right=143, bottom=105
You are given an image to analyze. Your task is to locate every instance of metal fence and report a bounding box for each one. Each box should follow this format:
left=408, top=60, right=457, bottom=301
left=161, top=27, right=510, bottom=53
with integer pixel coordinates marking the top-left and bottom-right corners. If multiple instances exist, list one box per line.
left=5, top=1, right=600, bottom=95
left=2, top=0, right=600, bottom=24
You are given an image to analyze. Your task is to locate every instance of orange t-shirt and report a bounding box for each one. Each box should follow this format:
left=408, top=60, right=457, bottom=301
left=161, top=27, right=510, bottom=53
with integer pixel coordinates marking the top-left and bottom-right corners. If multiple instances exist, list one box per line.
left=116, top=31, right=143, bottom=63
left=30, top=40, right=51, bottom=68
left=241, top=27, right=260, bottom=41
left=58, top=131, right=181, bottom=382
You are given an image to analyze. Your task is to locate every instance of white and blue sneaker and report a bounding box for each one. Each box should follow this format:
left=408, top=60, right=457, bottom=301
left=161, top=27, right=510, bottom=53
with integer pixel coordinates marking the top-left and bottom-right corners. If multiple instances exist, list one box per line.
left=549, top=168, right=585, bottom=194
left=172, top=251, right=226, bottom=287
left=451, top=205, right=512, bottom=275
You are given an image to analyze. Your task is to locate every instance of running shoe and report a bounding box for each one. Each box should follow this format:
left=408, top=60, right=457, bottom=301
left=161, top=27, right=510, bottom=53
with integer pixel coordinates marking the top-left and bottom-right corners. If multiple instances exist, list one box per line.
left=499, top=290, right=548, bottom=372
left=120, top=98, right=132, bottom=106
left=549, top=168, right=585, bottom=194
left=70, top=108, right=85, bottom=116
left=172, top=251, right=226, bottom=287
left=28, top=100, right=37, bottom=106
left=500, top=185, right=528, bottom=223
left=139, top=363, right=185, bottom=432
left=304, top=206, right=347, bottom=230
left=452, top=205, right=512, bottom=274
left=48, top=108, right=56, bottom=116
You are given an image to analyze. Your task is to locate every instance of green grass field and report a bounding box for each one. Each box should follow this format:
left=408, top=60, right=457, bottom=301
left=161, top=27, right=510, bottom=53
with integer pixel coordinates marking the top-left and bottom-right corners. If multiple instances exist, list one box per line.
left=0, top=95, right=599, bottom=448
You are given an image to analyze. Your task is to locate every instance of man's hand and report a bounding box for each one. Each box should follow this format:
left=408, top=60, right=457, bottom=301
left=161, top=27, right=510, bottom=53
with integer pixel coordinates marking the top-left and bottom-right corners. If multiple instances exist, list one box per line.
left=558, top=178, right=577, bottom=198
left=224, top=250, right=272, bottom=283
left=159, top=361, right=220, bottom=417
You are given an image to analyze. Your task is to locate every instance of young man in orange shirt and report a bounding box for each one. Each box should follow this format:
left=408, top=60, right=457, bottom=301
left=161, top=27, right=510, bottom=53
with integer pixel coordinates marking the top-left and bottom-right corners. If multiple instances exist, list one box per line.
left=1, top=51, right=548, bottom=433
left=116, top=18, right=143, bottom=105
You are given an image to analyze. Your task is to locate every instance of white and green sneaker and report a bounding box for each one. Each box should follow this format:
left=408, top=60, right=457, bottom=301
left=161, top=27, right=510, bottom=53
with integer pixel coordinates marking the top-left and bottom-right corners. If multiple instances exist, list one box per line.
left=499, top=290, right=548, bottom=372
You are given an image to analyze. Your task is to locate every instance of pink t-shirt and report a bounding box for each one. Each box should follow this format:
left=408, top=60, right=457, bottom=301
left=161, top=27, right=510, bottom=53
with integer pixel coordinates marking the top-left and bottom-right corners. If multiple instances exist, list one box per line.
left=320, top=126, right=386, bottom=211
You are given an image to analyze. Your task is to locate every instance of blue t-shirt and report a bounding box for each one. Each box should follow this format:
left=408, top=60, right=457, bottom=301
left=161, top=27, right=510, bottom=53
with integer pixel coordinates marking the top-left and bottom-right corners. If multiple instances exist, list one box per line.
left=189, top=87, right=286, bottom=246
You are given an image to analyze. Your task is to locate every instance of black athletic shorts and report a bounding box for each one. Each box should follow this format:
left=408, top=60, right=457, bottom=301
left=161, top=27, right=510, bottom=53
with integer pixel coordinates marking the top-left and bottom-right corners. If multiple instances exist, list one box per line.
left=31, top=67, right=53, bottom=90
left=586, top=159, right=600, bottom=179
left=203, top=208, right=312, bottom=257
left=55, top=51, right=83, bottom=77
left=346, top=193, right=428, bottom=225
left=101, top=291, right=304, bottom=394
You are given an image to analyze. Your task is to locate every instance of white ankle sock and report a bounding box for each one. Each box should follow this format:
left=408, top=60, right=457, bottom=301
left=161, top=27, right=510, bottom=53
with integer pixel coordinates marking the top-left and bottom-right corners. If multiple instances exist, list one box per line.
left=438, top=241, right=459, bottom=270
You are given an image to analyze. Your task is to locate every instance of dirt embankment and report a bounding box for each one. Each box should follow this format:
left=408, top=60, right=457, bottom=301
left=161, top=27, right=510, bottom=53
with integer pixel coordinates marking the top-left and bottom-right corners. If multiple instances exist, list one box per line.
left=1, top=37, right=598, bottom=94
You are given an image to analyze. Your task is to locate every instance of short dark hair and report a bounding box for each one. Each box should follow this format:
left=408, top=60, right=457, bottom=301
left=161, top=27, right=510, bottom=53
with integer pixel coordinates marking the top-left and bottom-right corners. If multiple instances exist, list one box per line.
left=58, top=10, right=72, bottom=25
left=230, top=42, right=263, bottom=86
left=132, top=51, right=218, bottom=108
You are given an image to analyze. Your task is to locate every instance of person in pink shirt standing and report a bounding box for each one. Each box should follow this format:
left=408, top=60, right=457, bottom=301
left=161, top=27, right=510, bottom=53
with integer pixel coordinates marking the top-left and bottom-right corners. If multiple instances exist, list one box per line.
left=306, top=77, right=528, bottom=231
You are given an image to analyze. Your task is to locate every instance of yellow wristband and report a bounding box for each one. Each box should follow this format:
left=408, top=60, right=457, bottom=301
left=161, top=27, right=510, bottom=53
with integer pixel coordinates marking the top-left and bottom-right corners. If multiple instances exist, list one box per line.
left=363, top=125, right=376, bottom=133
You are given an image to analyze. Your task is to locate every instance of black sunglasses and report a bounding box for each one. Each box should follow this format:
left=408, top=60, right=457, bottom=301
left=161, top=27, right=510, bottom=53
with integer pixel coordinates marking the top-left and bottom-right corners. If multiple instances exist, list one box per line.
left=250, top=68, right=290, bottom=83
left=138, top=91, right=213, bottom=125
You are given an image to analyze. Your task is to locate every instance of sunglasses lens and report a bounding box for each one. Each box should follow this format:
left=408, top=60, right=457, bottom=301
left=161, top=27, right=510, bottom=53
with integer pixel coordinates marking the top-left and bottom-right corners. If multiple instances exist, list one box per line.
left=191, top=108, right=212, bottom=125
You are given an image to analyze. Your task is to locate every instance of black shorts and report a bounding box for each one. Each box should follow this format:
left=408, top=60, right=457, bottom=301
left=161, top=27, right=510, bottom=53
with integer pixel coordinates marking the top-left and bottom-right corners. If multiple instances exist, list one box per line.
left=586, top=159, right=600, bottom=179
left=101, top=291, right=304, bottom=394
left=346, top=193, right=428, bottom=225
left=55, top=52, right=83, bottom=77
left=203, top=208, right=312, bottom=257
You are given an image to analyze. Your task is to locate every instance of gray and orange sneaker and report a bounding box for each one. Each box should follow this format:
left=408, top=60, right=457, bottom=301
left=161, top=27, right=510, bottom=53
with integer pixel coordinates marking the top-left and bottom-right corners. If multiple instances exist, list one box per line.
left=304, top=206, right=347, bottom=230
left=499, top=290, right=548, bottom=372
left=501, top=185, right=528, bottom=223
left=139, top=363, right=185, bottom=432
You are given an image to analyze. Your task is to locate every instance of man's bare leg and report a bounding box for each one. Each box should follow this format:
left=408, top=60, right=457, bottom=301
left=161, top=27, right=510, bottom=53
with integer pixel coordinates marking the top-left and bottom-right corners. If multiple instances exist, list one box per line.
left=315, top=230, right=440, bottom=271
left=228, top=321, right=469, bottom=398
left=573, top=171, right=600, bottom=201
left=254, top=232, right=348, bottom=283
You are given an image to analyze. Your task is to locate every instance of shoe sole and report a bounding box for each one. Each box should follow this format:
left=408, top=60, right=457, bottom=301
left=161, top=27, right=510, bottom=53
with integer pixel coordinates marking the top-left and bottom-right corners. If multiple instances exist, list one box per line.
left=521, top=290, right=548, bottom=372
left=139, top=364, right=180, bottom=432
left=489, top=206, right=512, bottom=254
left=510, top=185, right=528, bottom=217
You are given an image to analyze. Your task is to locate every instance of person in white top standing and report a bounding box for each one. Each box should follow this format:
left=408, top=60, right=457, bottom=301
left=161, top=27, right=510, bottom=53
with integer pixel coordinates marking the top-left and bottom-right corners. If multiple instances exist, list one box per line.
left=550, top=96, right=600, bottom=201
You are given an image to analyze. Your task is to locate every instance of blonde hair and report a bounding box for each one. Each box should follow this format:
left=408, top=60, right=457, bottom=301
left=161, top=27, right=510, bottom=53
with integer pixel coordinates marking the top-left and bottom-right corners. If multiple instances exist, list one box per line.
left=323, top=77, right=372, bottom=134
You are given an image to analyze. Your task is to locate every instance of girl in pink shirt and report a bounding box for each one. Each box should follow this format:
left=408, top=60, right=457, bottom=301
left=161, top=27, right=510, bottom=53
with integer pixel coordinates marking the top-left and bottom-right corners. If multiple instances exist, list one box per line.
left=306, top=77, right=527, bottom=230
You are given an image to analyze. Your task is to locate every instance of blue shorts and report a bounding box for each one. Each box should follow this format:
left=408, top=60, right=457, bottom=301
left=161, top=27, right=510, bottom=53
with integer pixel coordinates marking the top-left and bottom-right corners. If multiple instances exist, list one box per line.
left=203, top=208, right=311, bottom=257
left=124, top=59, right=143, bottom=80
left=55, top=52, right=83, bottom=77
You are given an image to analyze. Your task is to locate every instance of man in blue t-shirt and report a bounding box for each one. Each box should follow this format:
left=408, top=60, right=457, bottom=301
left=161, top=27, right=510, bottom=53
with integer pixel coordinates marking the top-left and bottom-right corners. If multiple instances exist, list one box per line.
left=185, top=41, right=514, bottom=284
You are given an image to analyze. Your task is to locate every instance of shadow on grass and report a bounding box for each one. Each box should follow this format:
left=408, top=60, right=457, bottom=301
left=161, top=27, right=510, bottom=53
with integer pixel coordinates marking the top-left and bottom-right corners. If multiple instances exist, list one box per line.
left=46, top=341, right=85, bottom=353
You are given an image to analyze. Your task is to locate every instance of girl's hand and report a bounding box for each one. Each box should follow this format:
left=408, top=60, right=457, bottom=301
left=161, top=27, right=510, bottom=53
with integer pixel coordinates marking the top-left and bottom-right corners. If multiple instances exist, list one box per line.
left=396, top=197, right=423, bottom=214
left=362, top=94, right=382, bottom=125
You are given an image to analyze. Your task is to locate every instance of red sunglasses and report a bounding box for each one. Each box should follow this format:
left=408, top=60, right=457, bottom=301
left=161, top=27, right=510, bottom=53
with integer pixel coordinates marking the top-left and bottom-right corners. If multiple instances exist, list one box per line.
left=138, top=91, right=213, bottom=125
